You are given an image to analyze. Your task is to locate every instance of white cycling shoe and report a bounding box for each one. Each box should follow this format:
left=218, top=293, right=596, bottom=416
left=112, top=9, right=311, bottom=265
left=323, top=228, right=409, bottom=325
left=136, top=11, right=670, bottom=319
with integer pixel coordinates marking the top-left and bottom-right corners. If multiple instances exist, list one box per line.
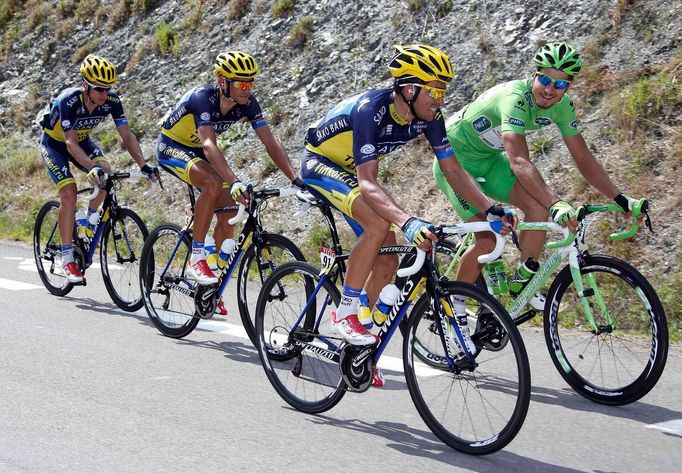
left=330, top=312, right=379, bottom=346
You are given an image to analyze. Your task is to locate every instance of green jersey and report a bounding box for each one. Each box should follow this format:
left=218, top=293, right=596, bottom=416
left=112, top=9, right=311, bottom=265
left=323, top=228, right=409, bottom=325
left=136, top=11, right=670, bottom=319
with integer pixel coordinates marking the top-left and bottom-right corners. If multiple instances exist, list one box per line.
left=446, top=79, right=580, bottom=159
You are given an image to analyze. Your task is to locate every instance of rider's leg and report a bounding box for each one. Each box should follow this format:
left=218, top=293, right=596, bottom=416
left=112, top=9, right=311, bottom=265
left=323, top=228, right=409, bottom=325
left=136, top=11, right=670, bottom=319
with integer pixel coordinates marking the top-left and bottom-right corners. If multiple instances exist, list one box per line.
left=212, top=187, right=237, bottom=251
left=508, top=181, right=548, bottom=261
left=454, top=213, right=497, bottom=284
left=364, top=231, right=399, bottom=307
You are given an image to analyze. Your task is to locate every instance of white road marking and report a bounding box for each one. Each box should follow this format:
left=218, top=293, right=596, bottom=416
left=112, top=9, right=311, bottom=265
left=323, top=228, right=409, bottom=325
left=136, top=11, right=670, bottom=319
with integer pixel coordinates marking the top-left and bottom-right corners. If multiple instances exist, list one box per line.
left=646, top=420, right=682, bottom=437
left=0, top=277, right=43, bottom=291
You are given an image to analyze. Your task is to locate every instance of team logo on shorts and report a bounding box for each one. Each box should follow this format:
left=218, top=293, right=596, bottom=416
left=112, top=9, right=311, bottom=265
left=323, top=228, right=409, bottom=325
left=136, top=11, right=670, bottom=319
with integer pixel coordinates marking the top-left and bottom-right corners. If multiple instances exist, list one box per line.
left=200, top=112, right=210, bottom=121
left=158, top=142, right=167, bottom=151
left=360, top=144, right=375, bottom=155
left=306, top=159, right=318, bottom=170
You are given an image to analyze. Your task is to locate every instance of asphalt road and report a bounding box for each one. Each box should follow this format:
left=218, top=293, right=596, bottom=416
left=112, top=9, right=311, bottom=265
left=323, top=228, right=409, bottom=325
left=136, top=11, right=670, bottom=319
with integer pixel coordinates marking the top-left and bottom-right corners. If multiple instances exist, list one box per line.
left=1, top=240, right=680, bottom=472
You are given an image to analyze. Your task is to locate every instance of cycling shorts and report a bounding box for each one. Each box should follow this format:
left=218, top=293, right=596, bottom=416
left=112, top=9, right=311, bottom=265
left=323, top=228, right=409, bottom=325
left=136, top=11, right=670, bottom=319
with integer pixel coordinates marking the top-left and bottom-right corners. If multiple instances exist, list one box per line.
left=40, top=134, right=107, bottom=190
left=156, top=134, right=229, bottom=189
left=433, top=152, right=517, bottom=221
left=300, top=150, right=366, bottom=236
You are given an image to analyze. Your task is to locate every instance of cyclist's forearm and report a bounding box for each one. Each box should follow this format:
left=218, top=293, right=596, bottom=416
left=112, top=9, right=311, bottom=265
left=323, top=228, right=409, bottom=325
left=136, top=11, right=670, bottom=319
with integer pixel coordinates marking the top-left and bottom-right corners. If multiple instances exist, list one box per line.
left=120, top=132, right=146, bottom=169
left=573, top=154, right=620, bottom=199
left=266, top=143, right=296, bottom=181
left=65, top=140, right=96, bottom=170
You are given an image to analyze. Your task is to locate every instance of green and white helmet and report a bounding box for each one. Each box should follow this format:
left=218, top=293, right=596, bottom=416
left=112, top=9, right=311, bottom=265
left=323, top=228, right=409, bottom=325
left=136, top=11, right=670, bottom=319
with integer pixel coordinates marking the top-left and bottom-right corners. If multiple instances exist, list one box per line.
left=533, top=42, right=582, bottom=76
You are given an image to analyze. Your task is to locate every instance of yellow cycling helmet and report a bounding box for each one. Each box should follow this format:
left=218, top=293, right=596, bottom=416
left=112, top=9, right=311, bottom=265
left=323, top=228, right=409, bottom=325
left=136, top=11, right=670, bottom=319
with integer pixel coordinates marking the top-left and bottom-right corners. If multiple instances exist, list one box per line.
left=388, top=44, right=454, bottom=85
left=214, top=51, right=259, bottom=81
left=80, top=54, right=117, bottom=87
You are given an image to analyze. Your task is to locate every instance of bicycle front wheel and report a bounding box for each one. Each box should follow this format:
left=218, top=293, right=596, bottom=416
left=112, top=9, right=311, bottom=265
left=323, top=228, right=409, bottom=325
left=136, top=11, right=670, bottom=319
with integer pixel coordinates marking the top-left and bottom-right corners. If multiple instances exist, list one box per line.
left=33, top=200, right=74, bottom=296
left=100, top=208, right=148, bottom=312
left=544, top=254, right=668, bottom=405
left=255, top=261, right=346, bottom=414
left=139, top=223, right=199, bottom=338
left=237, top=233, right=306, bottom=346
left=404, top=282, right=530, bottom=455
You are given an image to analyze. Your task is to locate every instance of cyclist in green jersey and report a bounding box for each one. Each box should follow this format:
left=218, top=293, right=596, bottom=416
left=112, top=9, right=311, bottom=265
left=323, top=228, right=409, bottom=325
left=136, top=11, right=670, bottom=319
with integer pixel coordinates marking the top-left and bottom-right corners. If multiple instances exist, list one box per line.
left=434, top=41, right=640, bottom=291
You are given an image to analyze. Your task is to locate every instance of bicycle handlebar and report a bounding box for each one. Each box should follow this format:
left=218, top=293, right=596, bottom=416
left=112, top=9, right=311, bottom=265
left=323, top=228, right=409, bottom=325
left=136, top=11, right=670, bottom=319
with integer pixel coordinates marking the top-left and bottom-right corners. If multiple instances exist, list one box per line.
left=228, top=186, right=301, bottom=225
left=397, top=221, right=507, bottom=278
left=514, top=222, right=573, bottom=249
left=293, top=190, right=317, bottom=218
left=576, top=198, right=650, bottom=241
left=83, top=171, right=160, bottom=201
left=441, top=221, right=507, bottom=263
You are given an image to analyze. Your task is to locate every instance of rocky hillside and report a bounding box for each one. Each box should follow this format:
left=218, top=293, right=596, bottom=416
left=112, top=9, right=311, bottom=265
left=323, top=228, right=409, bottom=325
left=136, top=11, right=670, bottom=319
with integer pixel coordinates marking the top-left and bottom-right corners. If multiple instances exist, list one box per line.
left=0, top=0, right=680, bottom=328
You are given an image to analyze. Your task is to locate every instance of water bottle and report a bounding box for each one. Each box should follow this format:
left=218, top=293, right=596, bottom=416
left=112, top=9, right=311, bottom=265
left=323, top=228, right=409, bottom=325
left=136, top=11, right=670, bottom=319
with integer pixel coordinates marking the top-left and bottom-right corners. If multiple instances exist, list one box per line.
left=482, top=259, right=508, bottom=295
left=85, top=210, right=100, bottom=240
left=357, top=290, right=373, bottom=329
left=75, top=211, right=88, bottom=240
left=371, top=284, right=400, bottom=326
left=216, top=238, right=237, bottom=270
left=508, top=258, right=540, bottom=297
left=205, top=236, right=218, bottom=270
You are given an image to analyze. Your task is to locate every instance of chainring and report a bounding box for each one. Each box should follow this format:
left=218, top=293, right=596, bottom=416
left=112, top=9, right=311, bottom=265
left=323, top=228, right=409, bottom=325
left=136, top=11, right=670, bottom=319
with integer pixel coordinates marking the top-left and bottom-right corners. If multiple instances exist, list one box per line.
left=339, top=343, right=376, bottom=393
left=475, top=310, right=509, bottom=351
left=194, top=284, right=218, bottom=318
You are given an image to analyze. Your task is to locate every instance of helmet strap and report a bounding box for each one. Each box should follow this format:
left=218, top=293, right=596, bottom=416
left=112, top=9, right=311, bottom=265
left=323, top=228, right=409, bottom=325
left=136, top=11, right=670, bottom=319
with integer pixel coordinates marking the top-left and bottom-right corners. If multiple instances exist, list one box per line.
left=394, top=82, right=423, bottom=121
left=219, top=78, right=233, bottom=101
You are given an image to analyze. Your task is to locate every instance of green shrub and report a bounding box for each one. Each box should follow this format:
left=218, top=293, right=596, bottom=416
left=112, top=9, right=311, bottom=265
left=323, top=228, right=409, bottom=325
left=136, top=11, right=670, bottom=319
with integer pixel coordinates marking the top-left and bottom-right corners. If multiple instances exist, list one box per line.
left=272, top=0, right=295, bottom=18
left=155, top=20, right=180, bottom=56
left=287, top=15, right=313, bottom=48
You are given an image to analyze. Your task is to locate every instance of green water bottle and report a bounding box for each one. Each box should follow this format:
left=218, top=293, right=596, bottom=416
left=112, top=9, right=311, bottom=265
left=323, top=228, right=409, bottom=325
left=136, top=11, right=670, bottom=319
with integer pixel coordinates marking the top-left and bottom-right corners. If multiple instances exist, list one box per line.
left=482, top=259, right=508, bottom=295
left=508, top=258, right=540, bottom=296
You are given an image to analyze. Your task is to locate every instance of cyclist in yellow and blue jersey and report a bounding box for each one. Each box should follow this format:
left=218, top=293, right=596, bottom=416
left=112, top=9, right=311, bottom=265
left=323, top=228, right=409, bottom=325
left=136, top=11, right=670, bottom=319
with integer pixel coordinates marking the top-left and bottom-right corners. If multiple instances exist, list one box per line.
left=39, top=54, right=157, bottom=284
left=301, top=44, right=510, bottom=357
left=156, top=51, right=301, bottom=286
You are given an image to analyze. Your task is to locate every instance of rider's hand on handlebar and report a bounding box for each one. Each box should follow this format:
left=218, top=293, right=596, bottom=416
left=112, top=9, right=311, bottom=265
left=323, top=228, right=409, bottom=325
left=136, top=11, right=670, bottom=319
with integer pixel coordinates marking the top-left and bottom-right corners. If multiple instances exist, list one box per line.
left=141, top=164, right=160, bottom=184
left=230, top=180, right=249, bottom=206
left=549, top=200, right=578, bottom=234
left=402, top=217, right=437, bottom=251
left=87, top=166, right=104, bottom=186
left=291, top=177, right=306, bottom=191
left=485, top=204, right=515, bottom=235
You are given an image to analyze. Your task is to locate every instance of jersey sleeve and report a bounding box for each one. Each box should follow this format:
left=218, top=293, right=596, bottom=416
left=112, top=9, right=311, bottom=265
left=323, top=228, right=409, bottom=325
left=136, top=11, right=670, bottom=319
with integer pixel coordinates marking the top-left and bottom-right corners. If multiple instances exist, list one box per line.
left=553, top=95, right=580, bottom=138
left=244, top=95, right=267, bottom=129
left=499, top=91, right=531, bottom=135
left=425, top=112, right=455, bottom=160
left=190, top=87, right=215, bottom=129
left=57, top=94, right=78, bottom=134
left=351, top=99, right=380, bottom=167
left=109, top=93, right=129, bottom=127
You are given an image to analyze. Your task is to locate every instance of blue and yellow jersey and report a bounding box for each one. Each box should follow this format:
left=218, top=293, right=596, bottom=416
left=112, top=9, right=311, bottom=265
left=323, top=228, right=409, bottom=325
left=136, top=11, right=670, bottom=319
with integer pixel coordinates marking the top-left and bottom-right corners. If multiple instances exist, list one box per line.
left=41, top=87, right=128, bottom=142
left=305, top=88, right=454, bottom=173
left=159, top=84, right=267, bottom=148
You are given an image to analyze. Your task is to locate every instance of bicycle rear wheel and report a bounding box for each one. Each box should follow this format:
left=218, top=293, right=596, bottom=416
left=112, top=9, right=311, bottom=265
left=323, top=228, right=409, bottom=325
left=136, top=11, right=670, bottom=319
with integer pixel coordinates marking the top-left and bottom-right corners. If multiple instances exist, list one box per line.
left=544, top=254, right=668, bottom=405
left=100, top=208, right=148, bottom=312
left=255, top=261, right=346, bottom=414
left=237, top=233, right=306, bottom=346
left=403, top=282, right=530, bottom=455
left=139, top=223, right=199, bottom=338
left=33, top=200, right=75, bottom=296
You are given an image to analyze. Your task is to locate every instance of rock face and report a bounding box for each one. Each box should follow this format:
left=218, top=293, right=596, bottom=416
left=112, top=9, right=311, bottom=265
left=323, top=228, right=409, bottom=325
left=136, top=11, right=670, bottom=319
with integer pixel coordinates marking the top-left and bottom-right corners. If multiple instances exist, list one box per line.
left=0, top=0, right=680, bottom=275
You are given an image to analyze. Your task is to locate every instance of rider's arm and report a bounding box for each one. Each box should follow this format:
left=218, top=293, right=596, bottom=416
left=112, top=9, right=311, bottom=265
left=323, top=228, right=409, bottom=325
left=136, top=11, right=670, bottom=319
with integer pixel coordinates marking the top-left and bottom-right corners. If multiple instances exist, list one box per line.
left=116, top=124, right=147, bottom=170
left=563, top=133, right=621, bottom=199
left=356, top=160, right=411, bottom=228
left=437, top=156, right=495, bottom=213
left=198, top=124, right=240, bottom=185
left=503, top=131, right=557, bottom=209
left=64, top=130, right=97, bottom=170
left=254, top=125, right=297, bottom=182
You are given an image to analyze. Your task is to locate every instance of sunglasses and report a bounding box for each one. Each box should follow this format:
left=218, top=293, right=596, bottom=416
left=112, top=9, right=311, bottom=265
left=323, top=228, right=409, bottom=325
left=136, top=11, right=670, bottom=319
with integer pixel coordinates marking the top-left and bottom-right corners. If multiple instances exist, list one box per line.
left=85, top=80, right=111, bottom=93
left=536, top=73, right=571, bottom=90
left=231, top=80, right=254, bottom=91
left=410, top=83, right=447, bottom=100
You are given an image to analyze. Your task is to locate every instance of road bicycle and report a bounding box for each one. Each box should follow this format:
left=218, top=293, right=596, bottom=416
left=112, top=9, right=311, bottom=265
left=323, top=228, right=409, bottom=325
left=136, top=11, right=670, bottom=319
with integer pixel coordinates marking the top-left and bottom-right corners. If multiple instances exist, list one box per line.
left=254, top=221, right=531, bottom=455
left=33, top=171, right=157, bottom=311
left=423, top=199, right=668, bottom=406
left=139, top=184, right=305, bottom=340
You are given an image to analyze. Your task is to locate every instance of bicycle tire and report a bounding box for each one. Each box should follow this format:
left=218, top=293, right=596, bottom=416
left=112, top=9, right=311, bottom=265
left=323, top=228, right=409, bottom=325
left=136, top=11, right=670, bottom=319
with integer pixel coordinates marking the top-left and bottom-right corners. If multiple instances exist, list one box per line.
left=544, top=254, right=668, bottom=405
left=255, top=261, right=347, bottom=414
left=139, top=223, right=199, bottom=338
left=403, top=281, right=530, bottom=455
left=100, top=207, right=148, bottom=312
left=33, top=200, right=75, bottom=296
left=237, top=233, right=306, bottom=346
